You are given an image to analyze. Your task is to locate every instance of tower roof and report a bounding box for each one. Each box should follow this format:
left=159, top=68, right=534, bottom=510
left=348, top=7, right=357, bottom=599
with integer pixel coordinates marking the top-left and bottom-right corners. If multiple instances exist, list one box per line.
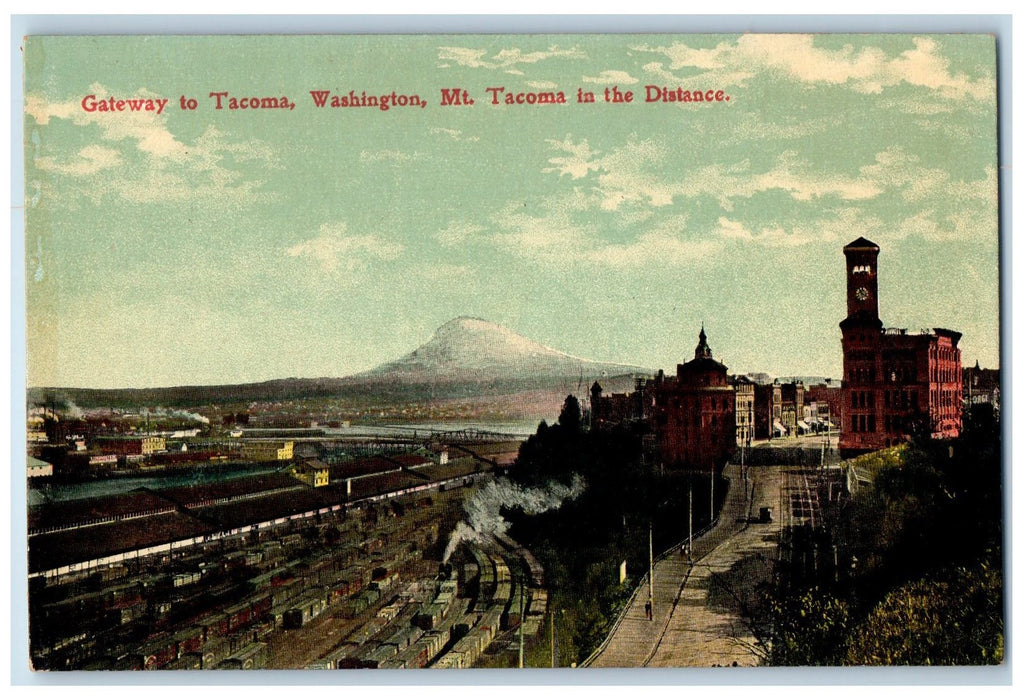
left=694, top=325, right=713, bottom=360
left=844, top=237, right=880, bottom=251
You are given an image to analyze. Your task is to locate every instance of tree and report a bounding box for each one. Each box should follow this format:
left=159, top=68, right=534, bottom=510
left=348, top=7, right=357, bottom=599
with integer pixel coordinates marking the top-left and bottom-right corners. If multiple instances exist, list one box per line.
left=765, top=587, right=850, bottom=665
left=845, top=566, right=1003, bottom=665
left=558, top=395, right=581, bottom=434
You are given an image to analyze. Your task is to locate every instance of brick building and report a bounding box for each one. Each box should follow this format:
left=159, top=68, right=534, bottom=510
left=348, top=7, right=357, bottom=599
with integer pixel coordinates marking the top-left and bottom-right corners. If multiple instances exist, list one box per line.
left=779, top=381, right=805, bottom=436
left=839, top=237, right=963, bottom=454
left=651, top=327, right=736, bottom=472
left=804, top=381, right=842, bottom=433
left=590, top=327, right=736, bottom=473
left=752, top=382, right=781, bottom=439
left=93, top=435, right=166, bottom=456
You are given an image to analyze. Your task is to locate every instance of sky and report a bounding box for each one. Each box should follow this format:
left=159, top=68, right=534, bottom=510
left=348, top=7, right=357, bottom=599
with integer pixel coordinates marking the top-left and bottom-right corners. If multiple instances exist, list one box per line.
left=22, top=33, right=1000, bottom=389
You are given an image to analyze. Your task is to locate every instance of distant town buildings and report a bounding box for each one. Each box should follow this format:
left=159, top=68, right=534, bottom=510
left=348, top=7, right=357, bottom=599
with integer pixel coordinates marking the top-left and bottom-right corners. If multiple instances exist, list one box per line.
left=963, top=361, right=1001, bottom=413
left=94, top=435, right=167, bottom=456
left=839, top=237, right=963, bottom=454
left=241, top=440, right=295, bottom=462
left=586, top=237, right=967, bottom=463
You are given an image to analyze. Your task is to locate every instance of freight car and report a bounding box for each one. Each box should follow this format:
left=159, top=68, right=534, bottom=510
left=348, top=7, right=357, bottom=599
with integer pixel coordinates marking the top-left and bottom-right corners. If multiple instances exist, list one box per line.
left=141, top=634, right=178, bottom=670
left=282, top=590, right=328, bottom=629
left=199, top=635, right=232, bottom=670
left=171, top=626, right=205, bottom=658
left=164, top=653, right=202, bottom=670
left=224, top=641, right=268, bottom=670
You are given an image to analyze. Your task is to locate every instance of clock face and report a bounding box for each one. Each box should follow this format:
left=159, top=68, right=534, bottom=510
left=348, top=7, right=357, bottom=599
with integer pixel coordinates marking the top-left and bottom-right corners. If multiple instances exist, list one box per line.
left=856, top=287, right=870, bottom=301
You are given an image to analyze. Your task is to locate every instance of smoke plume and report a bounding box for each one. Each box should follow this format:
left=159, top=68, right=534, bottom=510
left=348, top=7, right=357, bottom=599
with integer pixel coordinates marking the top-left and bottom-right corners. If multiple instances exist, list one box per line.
left=33, top=395, right=84, bottom=420
left=442, top=474, right=586, bottom=562
left=150, top=407, right=211, bottom=424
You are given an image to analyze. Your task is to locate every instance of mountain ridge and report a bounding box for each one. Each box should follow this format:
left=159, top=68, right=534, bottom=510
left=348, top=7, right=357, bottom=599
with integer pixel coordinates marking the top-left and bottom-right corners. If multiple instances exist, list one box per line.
left=29, top=317, right=649, bottom=408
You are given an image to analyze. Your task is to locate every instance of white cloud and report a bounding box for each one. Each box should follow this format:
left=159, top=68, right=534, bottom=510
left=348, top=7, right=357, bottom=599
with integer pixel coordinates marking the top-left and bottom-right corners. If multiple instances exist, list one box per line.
left=286, top=222, right=403, bottom=273
left=525, top=80, right=559, bottom=90
left=716, top=208, right=885, bottom=248
left=582, top=70, right=639, bottom=85
left=27, top=85, right=188, bottom=159
left=437, top=45, right=585, bottom=70
left=543, top=136, right=601, bottom=179
left=435, top=221, right=485, bottom=246
left=584, top=232, right=719, bottom=267
left=479, top=195, right=717, bottom=269
left=428, top=127, right=480, bottom=142
left=858, top=148, right=997, bottom=217
left=715, top=217, right=819, bottom=248
left=582, top=214, right=719, bottom=267
left=35, top=144, right=122, bottom=176
left=634, top=35, right=994, bottom=102
left=26, top=85, right=277, bottom=204
left=545, top=136, right=883, bottom=211
left=639, top=60, right=754, bottom=90
left=359, top=149, right=421, bottom=163
left=718, top=113, right=835, bottom=145
left=489, top=201, right=591, bottom=254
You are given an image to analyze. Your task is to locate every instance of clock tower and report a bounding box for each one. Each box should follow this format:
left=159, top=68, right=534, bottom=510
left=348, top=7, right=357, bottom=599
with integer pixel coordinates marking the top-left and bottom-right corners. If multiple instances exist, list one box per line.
left=840, top=237, right=882, bottom=454
left=842, top=237, right=880, bottom=323
left=838, top=237, right=962, bottom=455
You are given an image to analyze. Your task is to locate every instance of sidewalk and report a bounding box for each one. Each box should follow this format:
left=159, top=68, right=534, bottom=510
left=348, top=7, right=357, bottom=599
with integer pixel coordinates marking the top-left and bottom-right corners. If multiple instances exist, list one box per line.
left=587, top=462, right=784, bottom=667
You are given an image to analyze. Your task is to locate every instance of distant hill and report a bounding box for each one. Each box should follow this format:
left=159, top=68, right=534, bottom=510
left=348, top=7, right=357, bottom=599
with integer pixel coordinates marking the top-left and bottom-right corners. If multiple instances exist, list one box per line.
left=28, top=317, right=650, bottom=411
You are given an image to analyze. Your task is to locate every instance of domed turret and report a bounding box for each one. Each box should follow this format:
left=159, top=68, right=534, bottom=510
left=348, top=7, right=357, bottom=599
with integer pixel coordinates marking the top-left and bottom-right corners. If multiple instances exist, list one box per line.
left=695, top=324, right=713, bottom=360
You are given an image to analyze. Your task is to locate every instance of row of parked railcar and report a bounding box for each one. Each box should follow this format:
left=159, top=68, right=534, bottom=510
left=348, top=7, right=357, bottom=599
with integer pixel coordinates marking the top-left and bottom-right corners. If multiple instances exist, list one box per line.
left=32, top=472, right=468, bottom=670
left=430, top=605, right=502, bottom=669
left=494, top=532, right=545, bottom=588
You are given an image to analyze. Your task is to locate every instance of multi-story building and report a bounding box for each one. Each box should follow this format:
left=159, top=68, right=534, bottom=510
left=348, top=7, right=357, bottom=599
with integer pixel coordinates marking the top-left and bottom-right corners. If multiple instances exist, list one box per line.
left=778, top=380, right=805, bottom=436
left=733, top=376, right=755, bottom=447
left=804, top=381, right=842, bottom=433
left=590, top=327, right=736, bottom=473
left=963, top=361, right=1000, bottom=413
left=752, top=382, right=782, bottom=439
left=241, top=440, right=295, bottom=462
left=650, top=327, right=736, bottom=473
left=93, top=435, right=167, bottom=456
left=839, top=237, right=963, bottom=454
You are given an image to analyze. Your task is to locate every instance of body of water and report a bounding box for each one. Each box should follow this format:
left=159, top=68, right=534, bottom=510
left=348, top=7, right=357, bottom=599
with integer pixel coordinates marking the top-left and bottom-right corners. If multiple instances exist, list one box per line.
left=28, top=421, right=535, bottom=507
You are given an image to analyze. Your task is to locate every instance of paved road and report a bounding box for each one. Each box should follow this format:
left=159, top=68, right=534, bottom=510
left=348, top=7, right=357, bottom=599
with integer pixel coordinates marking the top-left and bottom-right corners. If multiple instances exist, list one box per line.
left=588, top=462, right=786, bottom=668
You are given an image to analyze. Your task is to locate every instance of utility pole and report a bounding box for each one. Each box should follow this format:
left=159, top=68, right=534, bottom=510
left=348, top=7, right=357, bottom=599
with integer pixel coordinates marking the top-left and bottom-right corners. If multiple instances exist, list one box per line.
left=709, top=469, right=715, bottom=523
left=518, top=583, right=525, bottom=669
left=648, top=520, right=654, bottom=619
left=550, top=607, right=555, bottom=668
left=688, top=482, right=693, bottom=560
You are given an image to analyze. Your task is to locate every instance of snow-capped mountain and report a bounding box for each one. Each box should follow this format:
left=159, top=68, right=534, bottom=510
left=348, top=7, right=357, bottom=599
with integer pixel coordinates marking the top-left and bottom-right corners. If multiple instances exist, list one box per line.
left=357, top=316, right=645, bottom=382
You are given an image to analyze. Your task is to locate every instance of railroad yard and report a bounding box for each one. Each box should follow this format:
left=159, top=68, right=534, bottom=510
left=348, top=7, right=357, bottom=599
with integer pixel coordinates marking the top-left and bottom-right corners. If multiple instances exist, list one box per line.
left=28, top=438, right=550, bottom=670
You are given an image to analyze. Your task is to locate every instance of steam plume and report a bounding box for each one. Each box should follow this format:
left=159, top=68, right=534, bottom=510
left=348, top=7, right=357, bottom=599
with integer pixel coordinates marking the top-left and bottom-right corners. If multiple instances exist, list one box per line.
left=442, top=474, right=586, bottom=562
